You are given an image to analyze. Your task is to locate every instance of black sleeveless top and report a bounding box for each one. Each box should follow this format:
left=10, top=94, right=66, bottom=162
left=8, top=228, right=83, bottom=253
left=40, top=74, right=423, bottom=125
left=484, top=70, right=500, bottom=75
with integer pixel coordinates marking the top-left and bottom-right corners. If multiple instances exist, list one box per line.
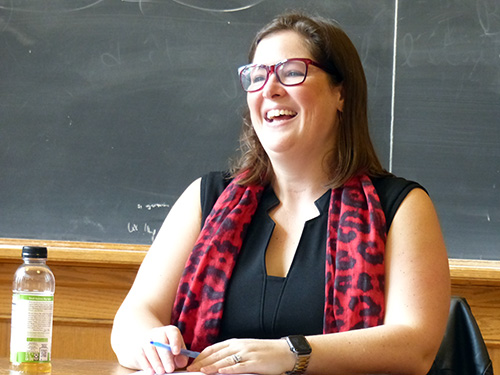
left=199, top=172, right=425, bottom=341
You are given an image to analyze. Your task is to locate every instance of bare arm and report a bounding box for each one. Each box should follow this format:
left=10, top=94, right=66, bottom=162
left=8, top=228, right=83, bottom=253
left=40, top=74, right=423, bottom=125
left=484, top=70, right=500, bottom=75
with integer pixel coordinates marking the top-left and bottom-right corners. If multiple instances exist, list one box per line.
left=188, top=188, right=450, bottom=375
left=111, top=178, right=203, bottom=374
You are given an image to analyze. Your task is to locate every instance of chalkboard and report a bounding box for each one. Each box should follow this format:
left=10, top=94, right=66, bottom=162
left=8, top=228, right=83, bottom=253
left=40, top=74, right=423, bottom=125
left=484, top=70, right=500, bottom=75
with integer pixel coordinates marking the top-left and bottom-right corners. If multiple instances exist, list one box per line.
left=392, top=1, right=500, bottom=260
left=0, top=0, right=498, bottom=260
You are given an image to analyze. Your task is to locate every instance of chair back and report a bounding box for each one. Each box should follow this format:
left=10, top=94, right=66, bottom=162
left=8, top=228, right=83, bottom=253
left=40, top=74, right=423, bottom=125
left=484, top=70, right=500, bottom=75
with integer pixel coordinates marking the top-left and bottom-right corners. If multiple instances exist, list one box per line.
left=427, top=296, right=493, bottom=375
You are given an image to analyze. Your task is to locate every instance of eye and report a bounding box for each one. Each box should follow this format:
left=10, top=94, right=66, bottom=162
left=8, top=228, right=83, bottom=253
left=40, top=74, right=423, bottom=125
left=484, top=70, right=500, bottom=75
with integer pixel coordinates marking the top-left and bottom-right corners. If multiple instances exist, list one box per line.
left=252, top=73, right=267, bottom=83
left=279, top=61, right=307, bottom=82
left=283, top=69, right=305, bottom=78
left=249, top=66, right=268, bottom=83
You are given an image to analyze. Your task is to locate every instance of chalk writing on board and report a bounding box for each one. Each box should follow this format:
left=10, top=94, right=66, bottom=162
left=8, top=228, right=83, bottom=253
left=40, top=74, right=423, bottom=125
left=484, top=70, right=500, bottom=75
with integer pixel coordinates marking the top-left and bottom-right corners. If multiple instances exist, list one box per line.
left=101, top=43, right=122, bottom=67
left=72, top=217, right=106, bottom=233
left=127, top=222, right=158, bottom=242
left=142, top=34, right=174, bottom=66
left=0, top=17, right=35, bottom=46
left=399, top=6, right=500, bottom=85
left=137, top=203, right=170, bottom=211
left=120, top=0, right=265, bottom=13
left=401, top=32, right=414, bottom=68
left=174, top=0, right=265, bottom=12
left=476, top=0, right=500, bottom=36
left=0, top=0, right=104, bottom=13
left=125, top=203, right=169, bottom=241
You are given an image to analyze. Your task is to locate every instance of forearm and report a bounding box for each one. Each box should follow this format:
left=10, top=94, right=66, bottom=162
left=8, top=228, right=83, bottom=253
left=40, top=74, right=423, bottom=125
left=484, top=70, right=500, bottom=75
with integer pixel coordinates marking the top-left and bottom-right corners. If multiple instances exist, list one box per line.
left=306, top=324, right=440, bottom=375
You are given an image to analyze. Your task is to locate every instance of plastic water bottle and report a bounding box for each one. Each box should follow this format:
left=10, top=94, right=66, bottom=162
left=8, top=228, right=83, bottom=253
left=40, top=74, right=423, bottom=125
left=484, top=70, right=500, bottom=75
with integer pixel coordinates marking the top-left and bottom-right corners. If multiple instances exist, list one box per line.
left=10, top=246, right=55, bottom=373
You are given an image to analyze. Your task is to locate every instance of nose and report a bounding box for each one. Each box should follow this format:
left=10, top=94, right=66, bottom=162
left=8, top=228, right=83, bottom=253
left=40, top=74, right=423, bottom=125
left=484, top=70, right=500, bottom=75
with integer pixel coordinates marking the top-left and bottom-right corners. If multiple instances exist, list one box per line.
left=261, top=70, right=285, bottom=98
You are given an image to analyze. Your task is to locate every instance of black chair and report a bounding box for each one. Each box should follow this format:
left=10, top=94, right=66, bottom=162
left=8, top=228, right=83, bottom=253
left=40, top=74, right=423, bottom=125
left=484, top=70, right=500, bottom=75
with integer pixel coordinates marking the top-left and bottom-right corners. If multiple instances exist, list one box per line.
left=427, top=296, right=493, bottom=375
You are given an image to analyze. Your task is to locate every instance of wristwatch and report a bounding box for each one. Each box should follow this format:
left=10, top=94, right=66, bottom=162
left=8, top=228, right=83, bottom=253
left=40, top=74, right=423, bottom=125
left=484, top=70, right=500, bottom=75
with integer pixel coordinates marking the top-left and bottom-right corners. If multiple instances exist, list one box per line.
left=283, top=335, right=312, bottom=375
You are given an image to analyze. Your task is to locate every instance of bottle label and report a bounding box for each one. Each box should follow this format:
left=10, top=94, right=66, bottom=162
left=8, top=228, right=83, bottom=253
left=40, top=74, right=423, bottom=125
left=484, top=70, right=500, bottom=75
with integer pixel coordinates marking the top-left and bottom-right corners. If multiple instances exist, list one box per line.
left=10, top=292, right=54, bottom=363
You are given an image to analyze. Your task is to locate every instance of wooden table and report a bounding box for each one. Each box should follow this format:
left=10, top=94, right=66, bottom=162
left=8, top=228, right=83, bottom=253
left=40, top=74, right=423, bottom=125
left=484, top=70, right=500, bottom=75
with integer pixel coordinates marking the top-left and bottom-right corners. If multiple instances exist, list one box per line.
left=0, top=358, right=137, bottom=375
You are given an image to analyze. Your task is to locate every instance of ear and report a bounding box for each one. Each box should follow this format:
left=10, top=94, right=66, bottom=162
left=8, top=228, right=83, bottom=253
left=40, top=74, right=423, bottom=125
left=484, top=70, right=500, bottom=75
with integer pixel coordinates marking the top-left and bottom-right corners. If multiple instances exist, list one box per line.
left=336, top=85, right=345, bottom=113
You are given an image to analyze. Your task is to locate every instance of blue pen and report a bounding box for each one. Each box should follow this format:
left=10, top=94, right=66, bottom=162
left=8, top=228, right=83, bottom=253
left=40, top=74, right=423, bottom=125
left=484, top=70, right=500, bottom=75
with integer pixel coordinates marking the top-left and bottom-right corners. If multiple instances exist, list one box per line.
left=150, top=341, right=200, bottom=358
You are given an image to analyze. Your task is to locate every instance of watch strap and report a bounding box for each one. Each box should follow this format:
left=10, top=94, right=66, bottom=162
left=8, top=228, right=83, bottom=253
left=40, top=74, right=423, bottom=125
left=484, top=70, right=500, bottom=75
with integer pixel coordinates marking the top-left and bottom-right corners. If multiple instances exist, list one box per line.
left=283, top=335, right=311, bottom=375
left=286, top=353, right=310, bottom=375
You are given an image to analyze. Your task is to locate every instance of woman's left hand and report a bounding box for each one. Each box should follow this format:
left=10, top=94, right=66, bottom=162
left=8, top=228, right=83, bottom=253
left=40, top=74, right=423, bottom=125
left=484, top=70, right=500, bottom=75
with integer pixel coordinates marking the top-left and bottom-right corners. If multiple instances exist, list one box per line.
left=187, top=338, right=295, bottom=374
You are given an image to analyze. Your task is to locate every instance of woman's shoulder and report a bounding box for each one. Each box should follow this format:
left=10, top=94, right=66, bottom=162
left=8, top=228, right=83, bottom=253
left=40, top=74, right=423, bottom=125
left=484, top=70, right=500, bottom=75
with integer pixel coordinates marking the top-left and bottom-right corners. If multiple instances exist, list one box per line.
left=370, top=175, right=427, bottom=230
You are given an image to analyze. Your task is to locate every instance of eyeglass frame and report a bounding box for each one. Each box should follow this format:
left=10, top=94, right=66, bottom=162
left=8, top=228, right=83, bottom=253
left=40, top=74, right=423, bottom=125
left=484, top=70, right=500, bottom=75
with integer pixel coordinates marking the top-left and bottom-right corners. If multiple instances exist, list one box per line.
left=237, top=58, right=328, bottom=92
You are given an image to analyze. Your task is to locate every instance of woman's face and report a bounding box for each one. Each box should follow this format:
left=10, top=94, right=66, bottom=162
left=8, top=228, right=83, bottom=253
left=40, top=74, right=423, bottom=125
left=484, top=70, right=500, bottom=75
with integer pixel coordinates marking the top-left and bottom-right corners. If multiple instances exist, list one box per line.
left=247, top=30, right=344, bottom=165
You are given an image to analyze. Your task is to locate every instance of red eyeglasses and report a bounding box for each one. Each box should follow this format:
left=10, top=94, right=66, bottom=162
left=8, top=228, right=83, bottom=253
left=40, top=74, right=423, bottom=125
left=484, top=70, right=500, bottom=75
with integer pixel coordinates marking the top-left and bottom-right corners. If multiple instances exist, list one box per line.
left=238, top=58, right=327, bottom=92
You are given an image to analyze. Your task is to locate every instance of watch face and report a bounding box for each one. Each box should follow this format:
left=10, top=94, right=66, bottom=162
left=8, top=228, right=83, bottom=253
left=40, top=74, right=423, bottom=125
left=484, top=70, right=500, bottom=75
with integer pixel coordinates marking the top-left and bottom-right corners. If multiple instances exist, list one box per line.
left=288, top=335, right=312, bottom=354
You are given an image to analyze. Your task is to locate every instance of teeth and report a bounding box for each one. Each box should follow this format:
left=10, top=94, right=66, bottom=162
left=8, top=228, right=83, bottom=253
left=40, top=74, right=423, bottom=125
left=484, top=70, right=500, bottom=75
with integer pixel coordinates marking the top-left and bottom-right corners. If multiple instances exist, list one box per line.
left=266, top=109, right=297, bottom=120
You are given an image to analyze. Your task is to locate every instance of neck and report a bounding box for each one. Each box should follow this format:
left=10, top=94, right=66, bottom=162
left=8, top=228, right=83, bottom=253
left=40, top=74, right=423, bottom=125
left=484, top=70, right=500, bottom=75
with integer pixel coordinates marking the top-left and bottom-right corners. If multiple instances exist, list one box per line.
left=270, top=165, right=330, bottom=209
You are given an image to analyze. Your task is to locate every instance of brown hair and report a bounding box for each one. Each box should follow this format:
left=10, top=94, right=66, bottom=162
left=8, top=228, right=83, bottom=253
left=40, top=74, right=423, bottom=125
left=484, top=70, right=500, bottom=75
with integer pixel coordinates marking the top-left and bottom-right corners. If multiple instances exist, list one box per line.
left=230, top=11, right=389, bottom=187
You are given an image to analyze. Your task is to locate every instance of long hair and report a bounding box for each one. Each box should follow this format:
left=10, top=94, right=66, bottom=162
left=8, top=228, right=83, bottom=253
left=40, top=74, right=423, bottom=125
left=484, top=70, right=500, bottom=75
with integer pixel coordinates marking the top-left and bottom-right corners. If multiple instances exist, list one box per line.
left=230, top=12, right=389, bottom=187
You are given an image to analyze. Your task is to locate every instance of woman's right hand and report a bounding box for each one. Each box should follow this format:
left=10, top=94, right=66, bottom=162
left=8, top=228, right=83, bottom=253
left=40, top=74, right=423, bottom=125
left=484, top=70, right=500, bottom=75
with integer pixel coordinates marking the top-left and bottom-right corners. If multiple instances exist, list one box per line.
left=138, top=325, right=190, bottom=375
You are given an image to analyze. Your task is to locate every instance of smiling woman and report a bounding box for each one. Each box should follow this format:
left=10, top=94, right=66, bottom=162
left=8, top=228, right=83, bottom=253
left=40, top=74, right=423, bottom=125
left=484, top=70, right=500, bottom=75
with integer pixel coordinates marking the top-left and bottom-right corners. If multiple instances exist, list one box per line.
left=111, top=11, right=451, bottom=375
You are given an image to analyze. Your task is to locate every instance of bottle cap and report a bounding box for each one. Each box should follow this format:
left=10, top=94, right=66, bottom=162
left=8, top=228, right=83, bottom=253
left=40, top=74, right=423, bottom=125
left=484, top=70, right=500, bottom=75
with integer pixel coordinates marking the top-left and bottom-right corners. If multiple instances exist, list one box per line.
left=22, top=246, right=48, bottom=258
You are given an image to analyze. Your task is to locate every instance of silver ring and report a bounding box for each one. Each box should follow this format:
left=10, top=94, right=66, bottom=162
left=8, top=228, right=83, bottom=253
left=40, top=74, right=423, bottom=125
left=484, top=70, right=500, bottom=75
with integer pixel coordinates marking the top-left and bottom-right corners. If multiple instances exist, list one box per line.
left=231, top=353, right=242, bottom=365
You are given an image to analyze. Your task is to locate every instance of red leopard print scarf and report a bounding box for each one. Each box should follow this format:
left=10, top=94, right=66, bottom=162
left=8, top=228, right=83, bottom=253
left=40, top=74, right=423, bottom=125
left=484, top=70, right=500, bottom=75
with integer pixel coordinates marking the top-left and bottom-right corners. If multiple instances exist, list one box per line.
left=171, top=173, right=386, bottom=352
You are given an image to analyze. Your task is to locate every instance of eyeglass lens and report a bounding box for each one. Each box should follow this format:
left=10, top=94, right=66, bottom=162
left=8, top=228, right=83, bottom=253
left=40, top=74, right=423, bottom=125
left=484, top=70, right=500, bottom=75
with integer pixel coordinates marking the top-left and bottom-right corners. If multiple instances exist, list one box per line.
left=240, top=60, right=308, bottom=92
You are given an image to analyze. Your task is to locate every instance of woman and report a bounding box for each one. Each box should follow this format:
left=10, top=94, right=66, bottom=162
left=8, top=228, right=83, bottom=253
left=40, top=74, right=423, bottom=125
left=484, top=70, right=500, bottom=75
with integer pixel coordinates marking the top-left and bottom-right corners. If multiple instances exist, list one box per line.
left=111, top=12, right=450, bottom=375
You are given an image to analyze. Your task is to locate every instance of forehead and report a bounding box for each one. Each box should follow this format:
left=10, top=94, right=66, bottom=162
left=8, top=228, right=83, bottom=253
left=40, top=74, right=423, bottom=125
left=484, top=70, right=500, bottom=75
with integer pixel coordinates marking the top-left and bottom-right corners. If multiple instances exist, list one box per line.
left=252, top=30, right=312, bottom=64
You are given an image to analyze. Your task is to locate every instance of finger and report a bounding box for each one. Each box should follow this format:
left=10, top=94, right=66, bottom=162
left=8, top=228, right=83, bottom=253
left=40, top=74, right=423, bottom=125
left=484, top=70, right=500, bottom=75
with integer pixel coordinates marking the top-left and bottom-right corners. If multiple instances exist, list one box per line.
left=136, top=350, right=156, bottom=375
left=218, top=361, right=250, bottom=374
left=148, top=330, right=176, bottom=373
left=174, top=354, right=189, bottom=370
left=163, top=326, right=186, bottom=356
left=187, top=342, right=229, bottom=371
left=188, top=344, right=238, bottom=373
left=163, top=326, right=189, bottom=369
left=143, top=342, right=172, bottom=374
left=200, top=353, right=245, bottom=374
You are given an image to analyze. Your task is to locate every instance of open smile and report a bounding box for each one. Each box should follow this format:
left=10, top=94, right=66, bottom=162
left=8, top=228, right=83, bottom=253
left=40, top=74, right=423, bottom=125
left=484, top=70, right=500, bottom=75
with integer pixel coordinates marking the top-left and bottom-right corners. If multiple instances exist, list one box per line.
left=265, top=109, right=298, bottom=122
